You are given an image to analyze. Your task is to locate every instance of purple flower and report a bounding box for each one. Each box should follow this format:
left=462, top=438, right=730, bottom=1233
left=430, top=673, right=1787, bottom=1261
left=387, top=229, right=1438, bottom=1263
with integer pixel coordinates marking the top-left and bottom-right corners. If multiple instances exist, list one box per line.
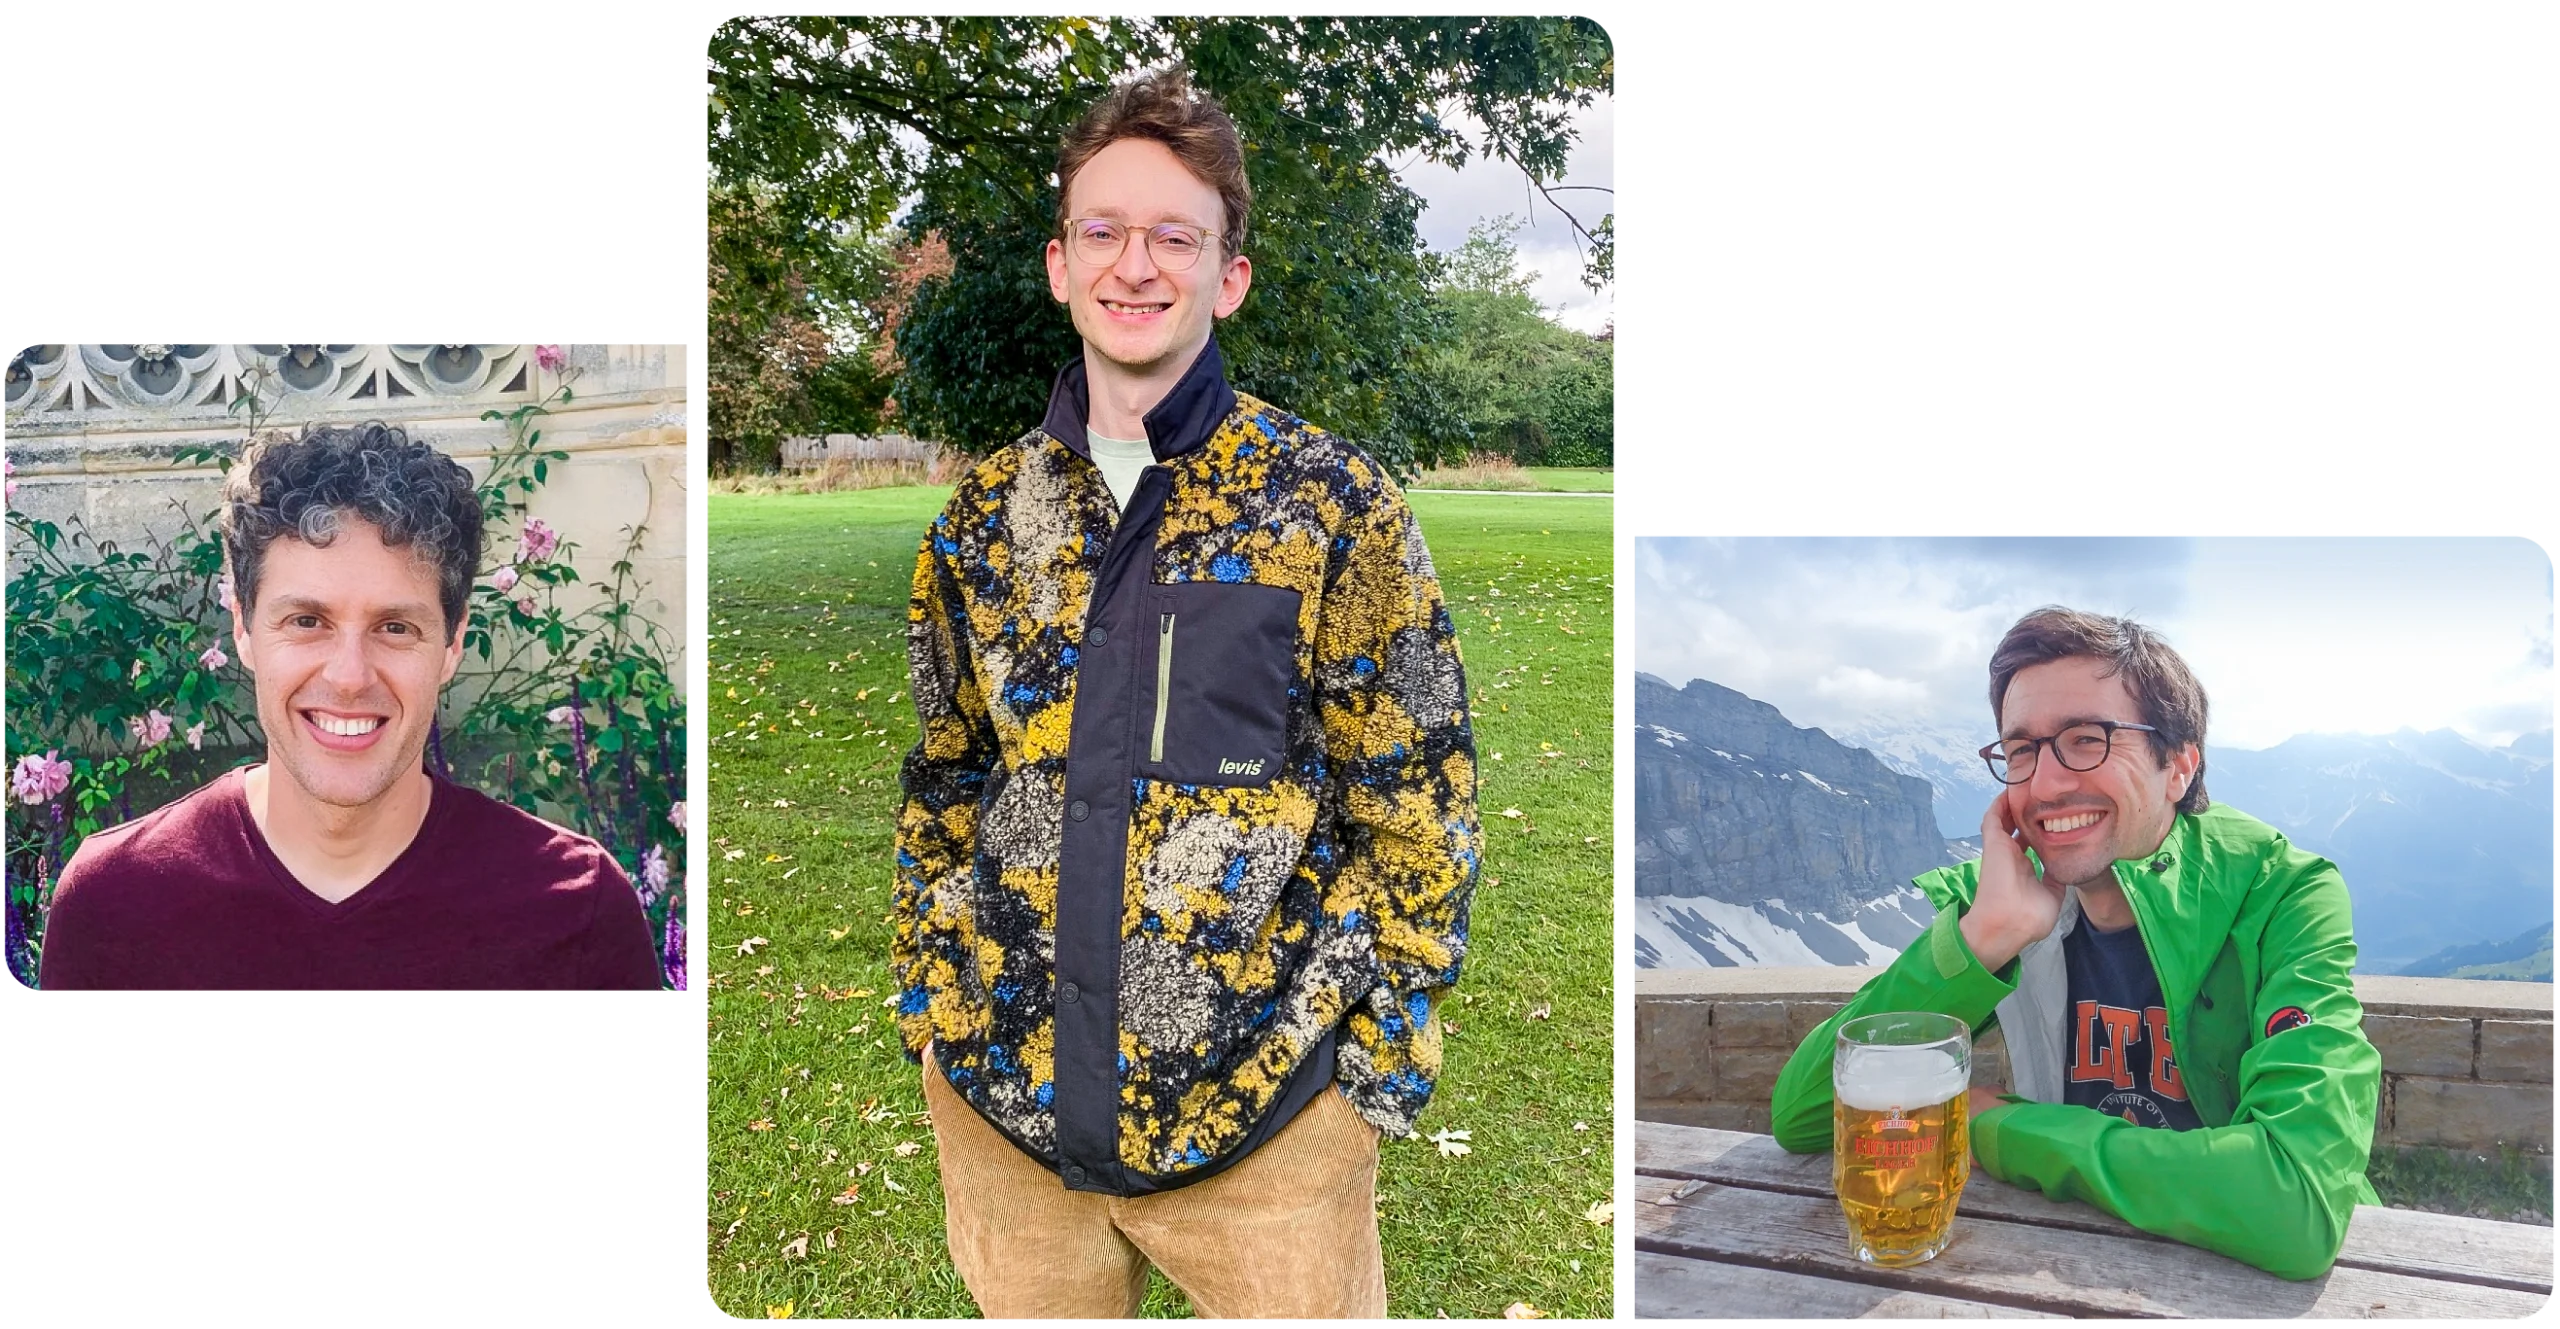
left=11, top=750, right=72, bottom=805
left=198, top=645, right=228, bottom=670
left=661, top=912, right=686, bottom=990
left=640, top=844, right=670, bottom=902
left=520, top=518, right=560, bottom=564
left=668, top=801, right=686, bottom=833
left=491, top=565, right=520, bottom=593
left=534, top=344, right=568, bottom=373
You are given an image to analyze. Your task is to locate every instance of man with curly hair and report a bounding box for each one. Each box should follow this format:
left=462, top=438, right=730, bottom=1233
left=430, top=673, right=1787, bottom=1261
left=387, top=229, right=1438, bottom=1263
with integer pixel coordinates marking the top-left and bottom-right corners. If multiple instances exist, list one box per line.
left=894, top=69, right=1480, bottom=1316
left=38, top=422, right=660, bottom=989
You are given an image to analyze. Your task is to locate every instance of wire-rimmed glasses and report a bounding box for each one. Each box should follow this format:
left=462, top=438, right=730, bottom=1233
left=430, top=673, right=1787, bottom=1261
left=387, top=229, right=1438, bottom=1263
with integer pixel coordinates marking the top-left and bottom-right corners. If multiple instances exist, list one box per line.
left=1977, top=720, right=2159, bottom=785
left=1062, top=218, right=1221, bottom=272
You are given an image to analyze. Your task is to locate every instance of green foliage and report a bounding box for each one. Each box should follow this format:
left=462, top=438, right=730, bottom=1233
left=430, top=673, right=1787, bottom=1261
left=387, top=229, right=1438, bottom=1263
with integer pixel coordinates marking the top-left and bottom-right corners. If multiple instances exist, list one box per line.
left=4, top=359, right=687, bottom=987
left=1423, top=217, right=1613, bottom=467
left=707, top=16, right=1611, bottom=475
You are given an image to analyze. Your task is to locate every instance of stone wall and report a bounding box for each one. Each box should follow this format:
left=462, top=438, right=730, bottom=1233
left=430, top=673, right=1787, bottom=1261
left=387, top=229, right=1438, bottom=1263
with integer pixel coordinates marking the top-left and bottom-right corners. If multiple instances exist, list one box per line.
left=4, top=344, right=688, bottom=682
left=1638, top=967, right=2552, bottom=1154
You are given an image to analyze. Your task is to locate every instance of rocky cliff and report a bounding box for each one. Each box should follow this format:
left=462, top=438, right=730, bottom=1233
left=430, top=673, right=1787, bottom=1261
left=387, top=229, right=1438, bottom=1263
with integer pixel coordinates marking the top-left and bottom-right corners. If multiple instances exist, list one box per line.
left=1635, top=674, right=1948, bottom=908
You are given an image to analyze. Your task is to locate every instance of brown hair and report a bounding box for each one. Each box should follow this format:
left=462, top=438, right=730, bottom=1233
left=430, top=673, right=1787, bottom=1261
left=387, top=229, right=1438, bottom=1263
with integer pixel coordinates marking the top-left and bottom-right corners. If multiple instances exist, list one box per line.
left=1055, top=67, right=1251, bottom=257
left=1987, top=606, right=2211, bottom=813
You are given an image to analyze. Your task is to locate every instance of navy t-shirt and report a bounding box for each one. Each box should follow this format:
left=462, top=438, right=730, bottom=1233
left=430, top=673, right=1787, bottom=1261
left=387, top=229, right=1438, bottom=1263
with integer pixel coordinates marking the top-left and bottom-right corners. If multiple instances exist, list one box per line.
left=2062, top=918, right=2204, bottom=1130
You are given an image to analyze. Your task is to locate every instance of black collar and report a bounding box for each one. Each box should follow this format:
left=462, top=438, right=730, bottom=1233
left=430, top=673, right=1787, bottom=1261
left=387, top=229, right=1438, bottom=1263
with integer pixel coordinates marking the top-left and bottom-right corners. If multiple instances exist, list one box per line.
left=1039, top=337, right=1238, bottom=464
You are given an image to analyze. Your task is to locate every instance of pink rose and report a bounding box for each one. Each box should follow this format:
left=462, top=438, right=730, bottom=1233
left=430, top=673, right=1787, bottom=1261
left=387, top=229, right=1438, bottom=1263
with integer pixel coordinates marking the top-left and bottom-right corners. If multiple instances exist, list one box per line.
left=127, top=709, right=174, bottom=748
left=534, top=344, right=568, bottom=372
left=520, top=518, right=560, bottom=564
left=199, top=645, right=228, bottom=670
left=491, top=565, right=520, bottom=593
left=518, top=595, right=538, bottom=618
left=11, top=750, right=72, bottom=805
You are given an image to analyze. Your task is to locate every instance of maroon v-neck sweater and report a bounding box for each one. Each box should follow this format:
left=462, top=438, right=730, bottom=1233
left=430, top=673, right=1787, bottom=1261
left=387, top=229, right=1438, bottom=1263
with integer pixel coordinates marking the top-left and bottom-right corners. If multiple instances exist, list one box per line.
left=36, top=768, right=663, bottom=990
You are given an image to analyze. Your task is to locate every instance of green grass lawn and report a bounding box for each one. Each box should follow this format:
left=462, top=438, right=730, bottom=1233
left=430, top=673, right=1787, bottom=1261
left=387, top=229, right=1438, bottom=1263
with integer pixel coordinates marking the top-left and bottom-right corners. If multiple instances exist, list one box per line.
left=704, top=485, right=1613, bottom=1319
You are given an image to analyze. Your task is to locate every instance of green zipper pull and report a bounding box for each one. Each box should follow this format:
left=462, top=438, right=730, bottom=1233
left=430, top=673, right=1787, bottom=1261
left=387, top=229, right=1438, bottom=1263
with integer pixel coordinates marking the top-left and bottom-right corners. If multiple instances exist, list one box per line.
left=1151, top=611, right=1175, bottom=762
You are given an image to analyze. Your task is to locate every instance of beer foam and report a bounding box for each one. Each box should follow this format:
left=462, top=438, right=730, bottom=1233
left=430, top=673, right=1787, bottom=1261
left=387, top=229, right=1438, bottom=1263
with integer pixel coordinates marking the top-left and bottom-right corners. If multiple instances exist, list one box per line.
left=1835, top=1046, right=1967, bottom=1112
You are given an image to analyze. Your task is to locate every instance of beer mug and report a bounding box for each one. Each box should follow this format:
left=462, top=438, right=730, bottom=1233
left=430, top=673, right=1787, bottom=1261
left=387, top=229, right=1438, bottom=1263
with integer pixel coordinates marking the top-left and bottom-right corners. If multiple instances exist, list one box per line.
left=1832, top=1011, right=1971, bottom=1267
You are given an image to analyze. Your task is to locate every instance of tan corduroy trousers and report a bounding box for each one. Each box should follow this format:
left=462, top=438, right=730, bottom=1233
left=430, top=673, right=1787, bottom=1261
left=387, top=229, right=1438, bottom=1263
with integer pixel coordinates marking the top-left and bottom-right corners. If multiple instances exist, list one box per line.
left=923, top=1050, right=1387, bottom=1318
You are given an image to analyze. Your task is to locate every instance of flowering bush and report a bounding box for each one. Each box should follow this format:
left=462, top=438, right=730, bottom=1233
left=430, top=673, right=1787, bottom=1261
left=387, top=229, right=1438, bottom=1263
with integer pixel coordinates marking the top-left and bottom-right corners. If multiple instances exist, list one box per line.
left=3, top=350, right=687, bottom=987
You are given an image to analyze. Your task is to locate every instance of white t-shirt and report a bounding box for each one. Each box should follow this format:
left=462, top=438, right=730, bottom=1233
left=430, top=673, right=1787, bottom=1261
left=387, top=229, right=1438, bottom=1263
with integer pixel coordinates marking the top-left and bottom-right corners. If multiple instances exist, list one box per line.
left=1086, top=431, right=1157, bottom=513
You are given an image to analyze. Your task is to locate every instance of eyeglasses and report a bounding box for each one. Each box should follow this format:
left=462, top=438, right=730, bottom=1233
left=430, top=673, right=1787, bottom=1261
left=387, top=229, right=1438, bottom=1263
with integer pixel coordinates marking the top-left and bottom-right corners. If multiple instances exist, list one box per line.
left=1978, top=720, right=2160, bottom=785
left=1063, top=218, right=1221, bottom=272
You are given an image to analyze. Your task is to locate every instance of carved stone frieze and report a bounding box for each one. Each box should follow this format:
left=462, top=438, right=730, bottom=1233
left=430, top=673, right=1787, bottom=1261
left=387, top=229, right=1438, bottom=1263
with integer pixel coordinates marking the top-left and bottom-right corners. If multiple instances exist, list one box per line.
left=4, top=344, right=540, bottom=429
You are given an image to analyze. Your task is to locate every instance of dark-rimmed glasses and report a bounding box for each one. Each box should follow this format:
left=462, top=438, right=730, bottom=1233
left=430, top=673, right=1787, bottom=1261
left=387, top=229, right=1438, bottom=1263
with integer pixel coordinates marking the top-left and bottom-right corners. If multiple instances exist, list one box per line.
left=1063, top=218, right=1221, bottom=272
left=1978, top=721, right=2159, bottom=785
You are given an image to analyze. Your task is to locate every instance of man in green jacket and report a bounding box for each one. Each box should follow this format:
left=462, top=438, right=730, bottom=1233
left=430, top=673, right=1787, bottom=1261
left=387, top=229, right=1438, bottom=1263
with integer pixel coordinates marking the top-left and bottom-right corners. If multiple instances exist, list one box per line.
left=1771, top=606, right=2381, bottom=1280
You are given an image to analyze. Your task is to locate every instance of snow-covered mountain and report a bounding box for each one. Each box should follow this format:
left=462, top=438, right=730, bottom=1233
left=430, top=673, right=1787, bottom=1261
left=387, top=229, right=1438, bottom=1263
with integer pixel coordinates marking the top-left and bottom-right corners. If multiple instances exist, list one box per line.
left=1635, top=675, right=1975, bottom=969
left=1828, top=717, right=2006, bottom=837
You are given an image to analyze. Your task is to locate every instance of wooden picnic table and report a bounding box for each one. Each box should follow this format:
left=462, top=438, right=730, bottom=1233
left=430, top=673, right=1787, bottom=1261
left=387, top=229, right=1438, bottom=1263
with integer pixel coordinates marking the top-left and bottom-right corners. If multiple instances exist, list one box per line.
left=1637, top=1121, right=2553, bottom=1318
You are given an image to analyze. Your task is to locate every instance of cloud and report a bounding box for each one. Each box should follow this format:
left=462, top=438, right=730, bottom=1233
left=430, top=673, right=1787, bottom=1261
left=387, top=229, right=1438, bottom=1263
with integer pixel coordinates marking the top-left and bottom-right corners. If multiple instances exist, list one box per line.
left=1401, top=99, right=1614, bottom=333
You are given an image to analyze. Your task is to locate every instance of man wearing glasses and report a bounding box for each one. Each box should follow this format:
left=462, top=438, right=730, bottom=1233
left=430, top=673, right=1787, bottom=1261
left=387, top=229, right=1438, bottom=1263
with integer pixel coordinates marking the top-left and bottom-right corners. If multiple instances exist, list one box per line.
left=1770, top=606, right=2380, bottom=1280
left=895, top=68, right=1478, bottom=1316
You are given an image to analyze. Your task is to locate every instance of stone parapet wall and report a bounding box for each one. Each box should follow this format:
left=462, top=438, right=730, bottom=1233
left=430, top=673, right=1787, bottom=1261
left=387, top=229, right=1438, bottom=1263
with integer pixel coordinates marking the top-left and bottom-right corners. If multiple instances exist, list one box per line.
left=1638, top=967, right=2552, bottom=1154
left=5, top=344, right=688, bottom=683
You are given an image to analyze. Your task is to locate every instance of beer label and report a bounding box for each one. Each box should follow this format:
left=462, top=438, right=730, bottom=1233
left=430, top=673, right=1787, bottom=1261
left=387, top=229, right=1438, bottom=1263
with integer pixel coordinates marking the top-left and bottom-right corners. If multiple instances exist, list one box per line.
left=1851, top=1109, right=1935, bottom=1159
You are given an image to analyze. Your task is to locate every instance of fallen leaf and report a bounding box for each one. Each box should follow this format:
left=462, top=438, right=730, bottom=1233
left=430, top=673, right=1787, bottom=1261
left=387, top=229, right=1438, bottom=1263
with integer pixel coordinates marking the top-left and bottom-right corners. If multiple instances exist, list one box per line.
left=1528, top=1003, right=1552, bottom=1021
left=883, top=1177, right=907, bottom=1193
left=781, top=1235, right=808, bottom=1260
left=724, top=848, right=747, bottom=861
left=736, top=937, right=768, bottom=956
left=1498, top=807, right=1524, bottom=819
left=827, top=927, right=851, bottom=941
left=1583, top=1199, right=1615, bottom=1226
left=749, top=1119, right=775, bottom=1132
left=830, top=1187, right=861, bottom=1206
left=1572, top=1121, right=1589, bottom=1132
left=893, top=1141, right=922, bottom=1158
left=1429, top=1127, right=1473, bottom=1158
left=1502, top=1302, right=1546, bottom=1319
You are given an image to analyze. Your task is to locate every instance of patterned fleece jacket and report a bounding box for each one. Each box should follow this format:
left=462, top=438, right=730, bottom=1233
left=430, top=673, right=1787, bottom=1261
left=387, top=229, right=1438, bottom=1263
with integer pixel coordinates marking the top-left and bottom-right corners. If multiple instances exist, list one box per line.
left=894, top=339, right=1481, bottom=1196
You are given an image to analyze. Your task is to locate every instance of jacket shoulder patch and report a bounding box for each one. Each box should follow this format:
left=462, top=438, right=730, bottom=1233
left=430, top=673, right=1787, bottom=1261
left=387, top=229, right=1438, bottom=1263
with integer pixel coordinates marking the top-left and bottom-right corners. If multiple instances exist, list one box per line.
left=2264, top=1005, right=2310, bottom=1038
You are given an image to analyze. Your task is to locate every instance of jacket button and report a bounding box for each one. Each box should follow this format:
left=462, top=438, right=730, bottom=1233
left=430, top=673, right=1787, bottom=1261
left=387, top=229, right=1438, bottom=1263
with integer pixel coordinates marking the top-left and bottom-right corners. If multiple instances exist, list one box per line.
left=1061, top=981, right=1080, bottom=1003
left=1066, top=1165, right=1087, bottom=1186
left=1069, top=800, right=1090, bottom=821
left=1088, top=627, right=1107, bottom=647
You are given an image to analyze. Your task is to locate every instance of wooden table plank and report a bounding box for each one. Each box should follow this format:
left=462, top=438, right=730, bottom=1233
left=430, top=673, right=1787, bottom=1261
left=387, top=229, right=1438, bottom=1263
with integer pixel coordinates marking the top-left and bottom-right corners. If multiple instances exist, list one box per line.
left=1637, top=1249, right=2060, bottom=1319
left=1635, top=1174, right=2547, bottom=1318
left=1640, top=1121, right=2554, bottom=1295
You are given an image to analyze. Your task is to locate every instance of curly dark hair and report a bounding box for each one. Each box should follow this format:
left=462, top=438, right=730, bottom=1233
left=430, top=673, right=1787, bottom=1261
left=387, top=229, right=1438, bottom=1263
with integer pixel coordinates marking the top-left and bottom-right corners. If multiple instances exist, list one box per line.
left=221, top=421, right=483, bottom=641
left=1988, top=605, right=2211, bottom=814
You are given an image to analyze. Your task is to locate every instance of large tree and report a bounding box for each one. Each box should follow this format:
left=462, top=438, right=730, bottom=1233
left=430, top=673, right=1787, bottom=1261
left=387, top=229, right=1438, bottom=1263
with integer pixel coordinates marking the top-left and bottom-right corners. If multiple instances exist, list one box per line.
left=707, top=16, right=1611, bottom=471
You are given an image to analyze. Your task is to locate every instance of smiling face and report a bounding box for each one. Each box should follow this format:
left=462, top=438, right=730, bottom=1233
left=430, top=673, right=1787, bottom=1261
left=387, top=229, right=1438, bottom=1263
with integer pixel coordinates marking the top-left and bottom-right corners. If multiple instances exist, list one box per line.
left=1046, top=136, right=1252, bottom=383
left=232, top=519, right=462, bottom=813
left=1997, top=656, right=2200, bottom=888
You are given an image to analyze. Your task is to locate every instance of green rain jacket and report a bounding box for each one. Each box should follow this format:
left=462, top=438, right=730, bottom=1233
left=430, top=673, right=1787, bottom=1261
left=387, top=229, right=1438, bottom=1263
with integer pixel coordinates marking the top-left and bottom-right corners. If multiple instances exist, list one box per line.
left=1771, top=803, right=2382, bottom=1280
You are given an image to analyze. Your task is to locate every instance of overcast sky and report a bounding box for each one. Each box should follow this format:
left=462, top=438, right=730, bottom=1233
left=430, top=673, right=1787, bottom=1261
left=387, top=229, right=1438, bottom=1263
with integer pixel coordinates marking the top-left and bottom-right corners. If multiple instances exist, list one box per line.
left=1634, top=538, right=2555, bottom=750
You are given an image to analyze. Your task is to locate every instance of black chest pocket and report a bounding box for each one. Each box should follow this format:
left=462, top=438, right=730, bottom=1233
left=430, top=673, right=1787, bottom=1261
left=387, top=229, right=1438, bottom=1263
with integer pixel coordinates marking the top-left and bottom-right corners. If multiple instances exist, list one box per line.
left=1139, top=581, right=1302, bottom=787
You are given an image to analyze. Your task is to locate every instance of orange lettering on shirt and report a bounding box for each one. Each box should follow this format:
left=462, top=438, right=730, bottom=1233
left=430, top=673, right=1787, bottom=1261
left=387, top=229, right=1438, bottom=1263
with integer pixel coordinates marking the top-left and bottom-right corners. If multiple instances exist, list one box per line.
left=2146, top=1007, right=2187, bottom=1102
left=2069, top=1000, right=2122, bottom=1085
